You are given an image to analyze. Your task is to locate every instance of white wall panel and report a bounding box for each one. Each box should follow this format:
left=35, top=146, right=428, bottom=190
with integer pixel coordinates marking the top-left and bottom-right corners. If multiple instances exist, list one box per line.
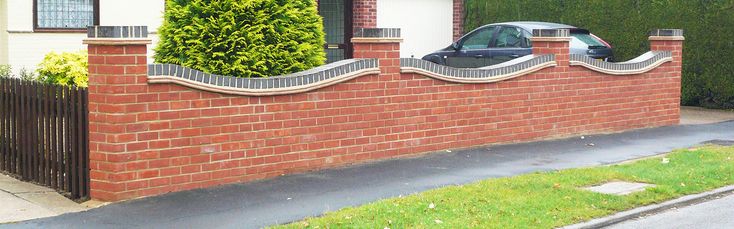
left=100, top=0, right=165, bottom=32
left=377, top=0, right=453, bottom=58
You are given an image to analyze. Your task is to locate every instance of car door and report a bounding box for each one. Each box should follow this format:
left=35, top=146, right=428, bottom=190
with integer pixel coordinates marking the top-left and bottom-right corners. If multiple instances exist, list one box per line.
left=445, top=26, right=497, bottom=68
left=490, top=26, right=532, bottom=65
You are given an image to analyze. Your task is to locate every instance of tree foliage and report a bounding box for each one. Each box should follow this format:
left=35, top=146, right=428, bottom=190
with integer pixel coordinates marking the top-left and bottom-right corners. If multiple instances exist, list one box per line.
left=155, top=0, right=326, bottom=78
left=464, top=0, right=734, bottom=109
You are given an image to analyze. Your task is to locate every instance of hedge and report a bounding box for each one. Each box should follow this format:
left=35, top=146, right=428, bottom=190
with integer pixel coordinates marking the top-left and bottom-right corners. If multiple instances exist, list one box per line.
left=155, top=0, right=326, bottom=78
left=464, top=0, right=734, bottom=109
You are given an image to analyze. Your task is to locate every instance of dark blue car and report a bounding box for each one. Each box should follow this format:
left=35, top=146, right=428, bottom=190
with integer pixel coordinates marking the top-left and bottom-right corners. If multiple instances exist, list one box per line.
left=422, top=21, right=614, bottom=68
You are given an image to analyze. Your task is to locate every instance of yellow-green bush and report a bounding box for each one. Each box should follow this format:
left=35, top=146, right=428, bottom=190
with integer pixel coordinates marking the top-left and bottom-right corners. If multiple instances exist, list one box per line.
left=0, top=65, right=10, bottom=78
left=37, top=51, right=88, bottom=87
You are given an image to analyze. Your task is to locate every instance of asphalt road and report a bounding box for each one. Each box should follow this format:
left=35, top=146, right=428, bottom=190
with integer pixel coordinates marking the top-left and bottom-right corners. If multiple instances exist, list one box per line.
left=608, top=194, right=734, bottom=229
left=3, top=121, right=734, bottom=229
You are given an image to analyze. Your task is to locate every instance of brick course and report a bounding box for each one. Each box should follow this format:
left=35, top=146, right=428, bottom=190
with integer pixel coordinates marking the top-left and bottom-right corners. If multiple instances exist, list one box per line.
left=86, top=32, right=682, bottom=201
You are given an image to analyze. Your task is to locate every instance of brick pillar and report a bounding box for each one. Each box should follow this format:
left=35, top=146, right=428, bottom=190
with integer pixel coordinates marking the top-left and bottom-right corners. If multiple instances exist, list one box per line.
left=649, top=29, right=685, bottom=124
left=649, top=29, right=684, bottom=67
left=530, top=29, right=571, bottom=68
left=353, top=0, right=377, bottom=31
left=351, top=28, right=402, bottom=74
left=84, top=26, right=151, bottom=201
left=452, top=0, right=465, bottom=41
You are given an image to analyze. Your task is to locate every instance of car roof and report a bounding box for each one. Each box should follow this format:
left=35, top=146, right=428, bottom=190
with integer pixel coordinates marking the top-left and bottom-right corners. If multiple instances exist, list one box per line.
left=485, top=21, right=577, bottom=32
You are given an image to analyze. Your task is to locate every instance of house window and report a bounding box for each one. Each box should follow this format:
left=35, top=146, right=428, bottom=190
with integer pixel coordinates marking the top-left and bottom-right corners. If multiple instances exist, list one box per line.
left=34, top=0, right=99, bottom=31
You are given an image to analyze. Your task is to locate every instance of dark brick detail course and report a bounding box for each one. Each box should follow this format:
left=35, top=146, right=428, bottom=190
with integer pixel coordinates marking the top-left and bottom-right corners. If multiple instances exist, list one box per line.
left=354, top=28, right=401, bottom=38
left=570, top=51, right=672, bottom=72
left=148, top=59, right=379, bottom=89
left=400, top=55, right=556, bottom=79
left=649, top=29, right=684, bottom=37
left=88, top=26, right=148, bottom=38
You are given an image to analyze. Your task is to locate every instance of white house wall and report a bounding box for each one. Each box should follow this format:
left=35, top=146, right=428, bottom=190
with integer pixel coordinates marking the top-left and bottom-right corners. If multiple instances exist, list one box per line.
left=2, top=0, right=164, bottom=73
left=376, top=0, right=453, bottom=58
left=3, top=0, right=454, bottom=72
left=1, top=0, right=9, bottom=65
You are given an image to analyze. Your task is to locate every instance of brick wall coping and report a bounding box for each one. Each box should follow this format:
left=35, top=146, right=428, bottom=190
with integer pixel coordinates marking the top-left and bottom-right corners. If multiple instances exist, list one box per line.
left=399, top=54, right=556, bottom=84
left=147, top=58, right=380, bottom=96
left=569, top=51, right=672, bottom=75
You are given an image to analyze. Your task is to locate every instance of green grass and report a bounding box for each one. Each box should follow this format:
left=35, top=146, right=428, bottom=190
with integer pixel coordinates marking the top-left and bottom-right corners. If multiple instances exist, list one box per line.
left=274, top=145, right=734, bottom=228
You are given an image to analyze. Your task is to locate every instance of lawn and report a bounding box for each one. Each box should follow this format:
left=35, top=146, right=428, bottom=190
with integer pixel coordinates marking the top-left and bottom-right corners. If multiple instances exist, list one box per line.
left=274, top=145, right=734, bottom=228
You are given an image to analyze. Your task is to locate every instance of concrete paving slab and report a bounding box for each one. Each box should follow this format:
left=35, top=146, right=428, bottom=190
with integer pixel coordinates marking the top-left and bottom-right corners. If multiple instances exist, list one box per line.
left=14, top=193, right=88, bottom=214
left=0, top=191, right=57, bottom=224
left=680, top=106, right=734, bottom=125
left=0, top=174, right=89, bottom=224
left=585, top=182, right=654, bottom=195
left=0, top=176, right=54, bottom=194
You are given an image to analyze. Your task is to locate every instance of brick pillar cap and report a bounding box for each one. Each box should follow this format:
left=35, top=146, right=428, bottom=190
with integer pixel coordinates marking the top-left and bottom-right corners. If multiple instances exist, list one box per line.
left=352, top=28, right=403, bottom=43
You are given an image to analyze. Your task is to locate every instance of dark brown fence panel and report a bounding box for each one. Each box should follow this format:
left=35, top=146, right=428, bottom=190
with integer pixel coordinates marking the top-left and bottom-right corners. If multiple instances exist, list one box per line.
left=0, top=78, right=89, bottom=200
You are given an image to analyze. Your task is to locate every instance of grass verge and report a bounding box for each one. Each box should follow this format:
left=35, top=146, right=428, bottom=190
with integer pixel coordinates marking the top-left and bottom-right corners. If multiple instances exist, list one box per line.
left=274, top=145, right=734, bottom=228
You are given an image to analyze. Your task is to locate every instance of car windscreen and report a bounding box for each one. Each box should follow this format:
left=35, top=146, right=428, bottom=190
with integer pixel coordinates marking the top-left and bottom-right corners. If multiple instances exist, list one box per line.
left=571, top=33, right=606, bottom=48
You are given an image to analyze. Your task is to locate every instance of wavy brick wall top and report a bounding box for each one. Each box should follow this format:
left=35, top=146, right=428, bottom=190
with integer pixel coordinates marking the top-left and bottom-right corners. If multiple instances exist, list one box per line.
left=146, top=59, right=379, bottom=96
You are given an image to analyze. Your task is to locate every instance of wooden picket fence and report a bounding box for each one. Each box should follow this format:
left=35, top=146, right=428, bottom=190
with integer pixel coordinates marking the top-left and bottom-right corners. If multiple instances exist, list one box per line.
left=0, top=77, right=90, bottom=200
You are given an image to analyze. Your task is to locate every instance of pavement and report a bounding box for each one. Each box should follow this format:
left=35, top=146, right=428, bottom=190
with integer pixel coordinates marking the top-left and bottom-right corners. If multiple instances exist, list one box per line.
left=0, top=174, right=89, bottom=224
left=607, top=193, right=734, bottom=229
left=680, top=106, right=734, bottom=125
left=0, top=107, right=732, bottom=228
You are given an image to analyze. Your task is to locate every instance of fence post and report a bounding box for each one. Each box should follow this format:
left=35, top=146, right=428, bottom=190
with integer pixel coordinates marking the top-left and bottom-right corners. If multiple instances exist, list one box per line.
left=84, top=26, right=151, bottom=201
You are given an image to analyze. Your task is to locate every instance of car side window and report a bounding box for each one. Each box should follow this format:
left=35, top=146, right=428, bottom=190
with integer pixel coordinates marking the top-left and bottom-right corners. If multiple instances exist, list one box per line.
left=522, top=30, right=532, bottom=48
left=461, top=27, right=495, bottom=50
left=494, top=26, right=525, bottom=48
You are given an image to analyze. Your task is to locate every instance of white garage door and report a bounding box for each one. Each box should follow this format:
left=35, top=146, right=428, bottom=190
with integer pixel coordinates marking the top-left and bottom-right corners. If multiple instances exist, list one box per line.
left=376, top=0, right=453, bottom=58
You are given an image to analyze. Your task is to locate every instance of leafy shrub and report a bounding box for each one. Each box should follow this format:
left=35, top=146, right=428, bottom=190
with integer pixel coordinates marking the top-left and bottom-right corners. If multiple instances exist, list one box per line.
left=36, top=51, right=88, bottom=87
left=464, top=0, right=734, bottom=109
left=0, top=65, right=10, bottom=78
left=155, top=0, right=326, bottom=78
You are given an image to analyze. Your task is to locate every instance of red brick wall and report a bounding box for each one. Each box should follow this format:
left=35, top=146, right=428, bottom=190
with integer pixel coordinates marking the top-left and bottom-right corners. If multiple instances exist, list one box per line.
left=86, top=37, right=682, bottom=201
left=453, top=0, right=465, bottom=40
left=353, top=0, right=377, bottom=30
